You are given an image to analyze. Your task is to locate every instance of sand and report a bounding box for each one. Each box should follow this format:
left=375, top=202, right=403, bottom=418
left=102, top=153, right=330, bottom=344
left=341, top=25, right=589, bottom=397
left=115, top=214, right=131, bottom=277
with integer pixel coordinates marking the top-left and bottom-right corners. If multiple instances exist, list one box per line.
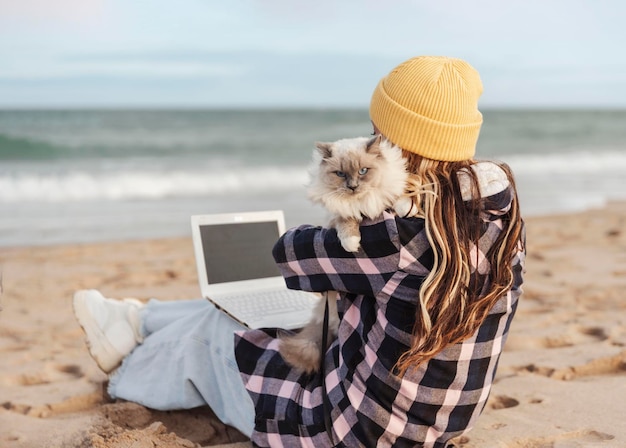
left=1, top=203, right=625, bottom=447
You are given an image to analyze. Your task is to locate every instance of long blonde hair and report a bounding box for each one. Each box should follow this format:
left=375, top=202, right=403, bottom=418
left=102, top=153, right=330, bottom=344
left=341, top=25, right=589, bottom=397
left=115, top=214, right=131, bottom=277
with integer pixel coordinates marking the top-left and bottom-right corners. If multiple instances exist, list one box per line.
left=395, top=150, right=524, bottom=376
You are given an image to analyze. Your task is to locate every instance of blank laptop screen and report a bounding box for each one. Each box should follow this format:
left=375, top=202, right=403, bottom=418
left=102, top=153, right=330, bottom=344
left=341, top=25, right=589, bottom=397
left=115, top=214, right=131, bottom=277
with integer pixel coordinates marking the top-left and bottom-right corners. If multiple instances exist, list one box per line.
left=199, top=220, right=282, bottom=284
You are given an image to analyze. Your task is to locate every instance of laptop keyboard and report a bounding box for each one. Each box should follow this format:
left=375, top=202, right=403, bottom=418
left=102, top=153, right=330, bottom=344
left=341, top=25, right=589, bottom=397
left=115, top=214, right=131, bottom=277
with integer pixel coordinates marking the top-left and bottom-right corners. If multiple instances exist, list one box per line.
left=225, top=289, right=317, bottom=320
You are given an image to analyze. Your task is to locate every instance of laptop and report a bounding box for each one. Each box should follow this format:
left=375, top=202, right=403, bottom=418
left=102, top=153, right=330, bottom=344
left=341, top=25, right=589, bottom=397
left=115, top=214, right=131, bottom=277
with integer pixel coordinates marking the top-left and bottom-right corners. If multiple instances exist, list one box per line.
left=190, top=210, right=320, bottom=330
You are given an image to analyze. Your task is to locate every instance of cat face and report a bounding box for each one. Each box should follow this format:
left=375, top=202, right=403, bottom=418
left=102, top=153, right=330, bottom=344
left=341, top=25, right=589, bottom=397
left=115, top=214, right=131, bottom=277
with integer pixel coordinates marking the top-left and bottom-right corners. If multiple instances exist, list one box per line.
left=307, top=135, right=408, bottom=219
left=315, top=136, right=385, bottom=198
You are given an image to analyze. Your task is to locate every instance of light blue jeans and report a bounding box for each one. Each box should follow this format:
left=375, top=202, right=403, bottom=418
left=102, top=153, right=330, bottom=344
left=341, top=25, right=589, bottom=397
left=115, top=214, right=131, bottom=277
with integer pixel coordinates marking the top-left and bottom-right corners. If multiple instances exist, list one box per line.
left=107, top=298, right=255, bottom=436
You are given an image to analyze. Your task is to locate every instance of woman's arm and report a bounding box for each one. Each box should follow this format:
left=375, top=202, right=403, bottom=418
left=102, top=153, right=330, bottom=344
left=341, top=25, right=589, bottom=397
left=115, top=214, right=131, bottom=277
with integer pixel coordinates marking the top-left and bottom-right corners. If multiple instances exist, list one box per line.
left=272, top=212, right=403, bottom=296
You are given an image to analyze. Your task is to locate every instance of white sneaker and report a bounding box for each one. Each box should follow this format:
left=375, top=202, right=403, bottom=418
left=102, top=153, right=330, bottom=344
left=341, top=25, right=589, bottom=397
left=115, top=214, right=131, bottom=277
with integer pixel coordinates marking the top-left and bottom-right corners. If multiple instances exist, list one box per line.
left=73, top=289, right=145, bottom=373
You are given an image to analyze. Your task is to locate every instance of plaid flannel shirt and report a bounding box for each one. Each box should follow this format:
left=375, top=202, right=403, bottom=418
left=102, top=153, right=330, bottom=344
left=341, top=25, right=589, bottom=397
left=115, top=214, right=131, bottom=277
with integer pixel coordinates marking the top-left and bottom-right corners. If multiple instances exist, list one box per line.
left=235, top=184, right=525, bottom=448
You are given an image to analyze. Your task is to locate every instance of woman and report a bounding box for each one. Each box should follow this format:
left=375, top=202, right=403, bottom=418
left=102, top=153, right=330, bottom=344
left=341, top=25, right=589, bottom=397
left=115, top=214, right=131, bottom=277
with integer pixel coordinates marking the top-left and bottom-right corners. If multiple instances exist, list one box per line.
left=74, top=56, right=525, bottom=447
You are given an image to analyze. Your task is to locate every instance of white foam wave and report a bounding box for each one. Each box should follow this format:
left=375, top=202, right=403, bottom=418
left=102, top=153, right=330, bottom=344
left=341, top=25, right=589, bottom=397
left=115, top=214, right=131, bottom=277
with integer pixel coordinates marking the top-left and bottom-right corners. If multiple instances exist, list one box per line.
left=0, top=166, right=309, bottom=203
left=2, top=150, right=625, bottom=205
left=501, top=150, right=626, bottom=216
left=499, top=149, right=626, bottom=174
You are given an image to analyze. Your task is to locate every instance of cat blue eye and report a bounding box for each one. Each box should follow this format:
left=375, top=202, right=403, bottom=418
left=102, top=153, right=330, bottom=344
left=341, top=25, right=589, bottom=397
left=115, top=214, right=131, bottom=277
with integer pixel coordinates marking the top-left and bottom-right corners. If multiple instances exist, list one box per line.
left=359, top=168, right=369, bottom=175
left=335, top=171, right=346, bottom=178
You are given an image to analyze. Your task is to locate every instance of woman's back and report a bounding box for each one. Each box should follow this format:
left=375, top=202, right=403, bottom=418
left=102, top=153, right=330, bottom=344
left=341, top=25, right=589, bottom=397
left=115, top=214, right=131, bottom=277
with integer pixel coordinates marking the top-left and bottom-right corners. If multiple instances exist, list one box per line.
left=237, top=162, right=525, bottom=447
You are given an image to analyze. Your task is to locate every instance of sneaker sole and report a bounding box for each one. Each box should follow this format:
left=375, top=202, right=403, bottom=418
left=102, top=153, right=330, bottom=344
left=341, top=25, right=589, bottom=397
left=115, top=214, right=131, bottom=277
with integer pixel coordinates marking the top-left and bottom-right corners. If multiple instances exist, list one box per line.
left=73, top=290, right=124, bottom=374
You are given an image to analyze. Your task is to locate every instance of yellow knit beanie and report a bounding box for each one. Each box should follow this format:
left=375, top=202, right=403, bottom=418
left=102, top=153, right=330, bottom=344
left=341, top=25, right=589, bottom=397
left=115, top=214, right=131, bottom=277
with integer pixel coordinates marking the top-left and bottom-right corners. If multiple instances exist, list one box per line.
left=369, top=56, right=483, bottom=161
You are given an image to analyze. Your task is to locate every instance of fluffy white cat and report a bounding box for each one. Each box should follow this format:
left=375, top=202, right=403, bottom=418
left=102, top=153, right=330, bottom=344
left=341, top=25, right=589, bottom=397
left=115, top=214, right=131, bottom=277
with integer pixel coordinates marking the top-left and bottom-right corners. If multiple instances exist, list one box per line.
left=308, top=134, right=409, bottom=251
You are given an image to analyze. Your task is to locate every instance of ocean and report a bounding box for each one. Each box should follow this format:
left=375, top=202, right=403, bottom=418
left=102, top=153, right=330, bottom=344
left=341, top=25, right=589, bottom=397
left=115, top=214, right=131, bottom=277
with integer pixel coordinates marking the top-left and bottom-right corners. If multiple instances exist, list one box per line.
left=1, top=109, right=625, bottom=247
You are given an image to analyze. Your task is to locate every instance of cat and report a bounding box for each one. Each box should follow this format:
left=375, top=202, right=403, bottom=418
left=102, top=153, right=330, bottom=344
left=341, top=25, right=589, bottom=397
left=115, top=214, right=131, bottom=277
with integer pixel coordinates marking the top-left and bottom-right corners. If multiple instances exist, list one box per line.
left=279, top=135, right=410, bottom=374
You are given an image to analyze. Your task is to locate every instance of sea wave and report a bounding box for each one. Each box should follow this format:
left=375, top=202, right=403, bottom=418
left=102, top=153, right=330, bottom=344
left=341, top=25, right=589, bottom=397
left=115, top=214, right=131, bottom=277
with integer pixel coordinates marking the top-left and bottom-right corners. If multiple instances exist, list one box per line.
left=0, top=166, right=310, bottom=202
left=0, top=133, right=65, bottom=160
left=500, top=149, right=626, bottom=174
left=1, top=150, right=625, bottom=204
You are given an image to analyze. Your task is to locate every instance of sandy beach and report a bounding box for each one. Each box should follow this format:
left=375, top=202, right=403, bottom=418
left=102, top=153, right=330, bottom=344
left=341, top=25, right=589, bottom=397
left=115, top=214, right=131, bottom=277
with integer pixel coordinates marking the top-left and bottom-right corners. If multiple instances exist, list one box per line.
left=1, top=203, right=625, bottom=448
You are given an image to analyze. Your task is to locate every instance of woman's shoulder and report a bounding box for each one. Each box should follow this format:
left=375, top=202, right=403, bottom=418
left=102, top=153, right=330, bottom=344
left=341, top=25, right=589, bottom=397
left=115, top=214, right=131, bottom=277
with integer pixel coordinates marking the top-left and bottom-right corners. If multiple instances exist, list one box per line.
left=363, top=210, right=425, bottom=230
left=362, top=211, right=428, bottom=253
left=458, top=160, right=516, bottom=217
left=458, top=160, right=511, bottom=201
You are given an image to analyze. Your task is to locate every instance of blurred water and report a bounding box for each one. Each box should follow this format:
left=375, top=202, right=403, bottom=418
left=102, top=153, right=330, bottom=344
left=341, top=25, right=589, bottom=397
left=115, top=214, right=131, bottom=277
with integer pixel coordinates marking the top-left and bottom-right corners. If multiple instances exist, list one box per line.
left=1, top=109, right=625, bottom=246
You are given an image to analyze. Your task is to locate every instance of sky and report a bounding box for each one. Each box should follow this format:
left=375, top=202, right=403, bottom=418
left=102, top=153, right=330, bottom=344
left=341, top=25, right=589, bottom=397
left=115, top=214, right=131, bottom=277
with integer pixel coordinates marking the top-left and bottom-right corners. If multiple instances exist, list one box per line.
left=1, top=0, right=625, bottom=108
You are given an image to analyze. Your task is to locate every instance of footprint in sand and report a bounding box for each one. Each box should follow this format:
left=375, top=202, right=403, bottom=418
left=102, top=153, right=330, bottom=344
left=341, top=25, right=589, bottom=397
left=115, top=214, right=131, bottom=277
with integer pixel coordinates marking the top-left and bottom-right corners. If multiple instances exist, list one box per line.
left=2, top=390, right=103, bottom=418
left=541, top=325, right=609, bottom=349
left=1, top=363, right=84, bottom=386
left=577, top=326, right=609, bottom=342
left=55, top=363, right=84, bottom=378
left=513, top=350, right=626, bottom=380
left=576, top=430, right=615, bottom=443
left=517, top=429, right=615, bottom=447
left=505, top=324, right=610, bottom=351
left=487, top=395, right=519, bottom=410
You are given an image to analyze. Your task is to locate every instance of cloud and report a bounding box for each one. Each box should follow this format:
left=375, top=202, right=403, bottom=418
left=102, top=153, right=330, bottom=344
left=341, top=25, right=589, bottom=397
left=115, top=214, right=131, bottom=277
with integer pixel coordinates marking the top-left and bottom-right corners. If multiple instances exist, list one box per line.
left=0, top=60, right=247, bottom=80
left=0, top=0, right=105, bottom=23
left=1, top=1, right=626, bottom=107
left=0, top=51, right=398, bottom=108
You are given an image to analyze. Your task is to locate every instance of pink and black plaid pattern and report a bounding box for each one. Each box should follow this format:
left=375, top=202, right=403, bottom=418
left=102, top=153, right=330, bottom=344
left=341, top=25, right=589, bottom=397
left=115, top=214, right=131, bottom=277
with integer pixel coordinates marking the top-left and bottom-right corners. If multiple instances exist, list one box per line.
left=235, top=187, right=525, bottom=448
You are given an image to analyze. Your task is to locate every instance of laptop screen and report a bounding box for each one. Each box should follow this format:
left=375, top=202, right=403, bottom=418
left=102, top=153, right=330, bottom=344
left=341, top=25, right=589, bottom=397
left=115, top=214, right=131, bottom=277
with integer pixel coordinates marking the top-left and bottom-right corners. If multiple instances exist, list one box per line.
left=199, top=220, right=282, bottom=284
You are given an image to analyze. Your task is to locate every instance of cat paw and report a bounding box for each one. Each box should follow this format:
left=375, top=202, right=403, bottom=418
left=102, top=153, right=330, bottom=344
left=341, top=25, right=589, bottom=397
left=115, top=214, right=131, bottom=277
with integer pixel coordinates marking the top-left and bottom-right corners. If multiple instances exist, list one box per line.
left=394, top=197, right=418, bottom=217
left=340, top=235, right=361, bottom=252
left=279, top=336, right=322, bottom=374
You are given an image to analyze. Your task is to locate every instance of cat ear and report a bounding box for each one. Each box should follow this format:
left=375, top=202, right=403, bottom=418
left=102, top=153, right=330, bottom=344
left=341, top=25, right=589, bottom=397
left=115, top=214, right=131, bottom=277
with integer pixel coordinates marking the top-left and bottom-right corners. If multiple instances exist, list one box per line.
left=315, top=142, right=333, bottom=159
left=365, top=134, right=383, bottom=155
